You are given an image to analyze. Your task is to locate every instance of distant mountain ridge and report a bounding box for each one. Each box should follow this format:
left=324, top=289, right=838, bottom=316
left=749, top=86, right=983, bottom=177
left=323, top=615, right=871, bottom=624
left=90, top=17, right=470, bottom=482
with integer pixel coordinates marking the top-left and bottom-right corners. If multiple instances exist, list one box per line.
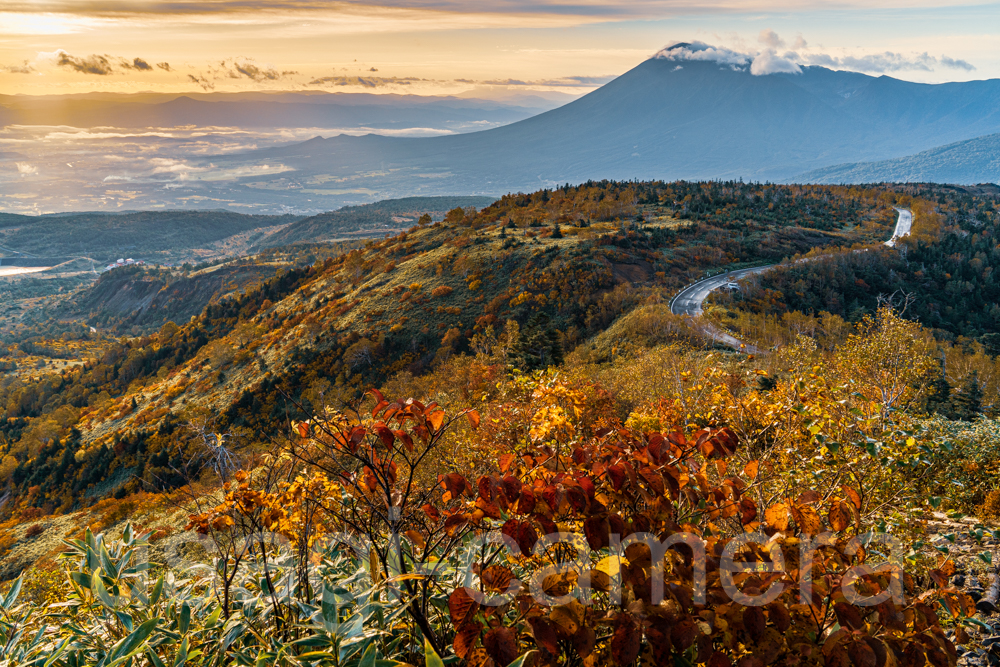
left=0, top=91, right=558, bottom=132
left=214, top=57, right=1000, bottom=196
left=798, top=133, right=1000, bottom=184
left=260, top=196, right=496, bottom=246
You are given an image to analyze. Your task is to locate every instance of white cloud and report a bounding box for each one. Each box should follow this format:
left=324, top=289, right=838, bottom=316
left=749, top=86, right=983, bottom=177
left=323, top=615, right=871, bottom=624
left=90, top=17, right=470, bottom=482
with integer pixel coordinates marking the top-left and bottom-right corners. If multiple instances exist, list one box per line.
left=653, top=41, right=749, bottom=68
left=656, top=32, right=976, bottom=77
left=758, top=29, right=784, bottom=49
left=751, top=48, right=801, bottom=75
left=15, top=162, right=37, bottom=175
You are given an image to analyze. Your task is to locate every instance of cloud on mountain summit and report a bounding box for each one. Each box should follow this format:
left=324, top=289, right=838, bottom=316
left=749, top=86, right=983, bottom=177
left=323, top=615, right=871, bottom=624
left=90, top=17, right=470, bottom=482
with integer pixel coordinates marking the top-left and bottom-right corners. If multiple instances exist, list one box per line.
left=656, top=33, right=975, bottom=77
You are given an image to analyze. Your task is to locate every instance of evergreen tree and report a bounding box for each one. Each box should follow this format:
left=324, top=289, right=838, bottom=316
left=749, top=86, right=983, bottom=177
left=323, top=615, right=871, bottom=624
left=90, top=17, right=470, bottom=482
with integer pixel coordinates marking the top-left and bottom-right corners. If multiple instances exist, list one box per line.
left=551, top=224, right=563, bottom=239
left=514, top=313, right=564, bottom=370
left=925, top=362, right=953, bottom=418
left=981, top=333, right=1000, bottom=358
left=951, top=371, right=983, bottom=421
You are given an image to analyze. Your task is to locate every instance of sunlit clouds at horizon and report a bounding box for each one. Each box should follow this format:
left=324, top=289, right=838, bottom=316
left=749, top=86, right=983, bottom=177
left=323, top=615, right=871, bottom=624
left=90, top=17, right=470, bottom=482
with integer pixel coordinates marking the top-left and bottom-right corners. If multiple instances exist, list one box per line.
left=1, top=1, right=998, bottom=96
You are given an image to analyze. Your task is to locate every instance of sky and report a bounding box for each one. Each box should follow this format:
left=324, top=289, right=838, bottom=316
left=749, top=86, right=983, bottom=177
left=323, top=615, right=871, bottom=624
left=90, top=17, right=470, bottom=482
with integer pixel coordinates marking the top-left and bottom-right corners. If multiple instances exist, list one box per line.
left=0, top=1, right=998, bottom=97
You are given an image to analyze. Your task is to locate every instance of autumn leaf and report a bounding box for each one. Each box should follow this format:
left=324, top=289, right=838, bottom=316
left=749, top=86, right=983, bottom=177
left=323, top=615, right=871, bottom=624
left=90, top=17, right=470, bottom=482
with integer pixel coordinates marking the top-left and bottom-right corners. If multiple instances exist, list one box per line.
left=611, top=613, right=642, bottom=665
left=448, top=587, right=480, bottom=627
left=483, top=627, right=517, bottom=666
left=764, top=502, right=790, bottom=531
left=453, top=621, right=482, bottom=659
left=528, top=617, right=559, bottom=656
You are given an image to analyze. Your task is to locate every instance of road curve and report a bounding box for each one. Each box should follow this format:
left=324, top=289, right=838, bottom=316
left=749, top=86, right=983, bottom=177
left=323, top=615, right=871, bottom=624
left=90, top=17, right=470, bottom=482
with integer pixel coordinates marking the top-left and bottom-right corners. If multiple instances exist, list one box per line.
left=885, top=207, right=912, bottom=247
left=670, top=208, right=912, bottom=350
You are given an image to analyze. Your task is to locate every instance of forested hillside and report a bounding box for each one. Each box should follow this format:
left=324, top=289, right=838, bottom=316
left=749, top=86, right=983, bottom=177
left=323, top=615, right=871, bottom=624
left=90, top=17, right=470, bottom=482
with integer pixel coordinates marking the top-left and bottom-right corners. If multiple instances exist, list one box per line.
left=0, top=180, right=910, bottom=513
left=2, top=181, right=1000, bottom=667
left=261, top=196, right=496, bottom=247
left=717, top=184, right=1000, bottom=338
left=0, top=210, right=300, bottom=263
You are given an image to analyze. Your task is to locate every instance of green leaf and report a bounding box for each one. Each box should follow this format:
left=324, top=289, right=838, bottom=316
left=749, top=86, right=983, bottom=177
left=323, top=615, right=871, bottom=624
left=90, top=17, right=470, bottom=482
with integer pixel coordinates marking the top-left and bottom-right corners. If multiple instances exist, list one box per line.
left=505, top=653, right=538, bottom=667
left=92, top=571, right=118, bottom=609
left=145, top=646, right=167, bottom=667
left=979, top=552, right=993, bottom=565
left=424, top=638, right=444, bottom=667
left=179, top=602, right=191, bottom=635
left=43, top=637, right=70, bottom=667
left=110, top=618, right=159, bottom=663
left=359, top=644, right=378, bottom=667
left=204, top=605, right=223, bottom=628
left=150, top=575, right=164, bottom=606
left=171, top=636, right=188, bottom=667
left=2, top=576, right=22, bottom=609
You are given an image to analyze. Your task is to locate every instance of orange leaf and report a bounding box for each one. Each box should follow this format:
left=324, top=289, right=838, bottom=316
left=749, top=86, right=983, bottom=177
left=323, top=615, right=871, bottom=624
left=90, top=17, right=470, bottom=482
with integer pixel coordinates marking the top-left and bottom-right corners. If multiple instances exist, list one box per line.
left=744, top=460, right=760, bottom=480
left=842, top=485, right=862, bottom=512
left=498, top=453, right=516, bottom=474
left=466, top=409, right=481, bottom=429
left=448, top=587, right=480, bottom=627
left=427, top=410, right=445, bottom=432
left=829, top=500, right=851, bottom=532
left=764, top=502, right=790, bottom=531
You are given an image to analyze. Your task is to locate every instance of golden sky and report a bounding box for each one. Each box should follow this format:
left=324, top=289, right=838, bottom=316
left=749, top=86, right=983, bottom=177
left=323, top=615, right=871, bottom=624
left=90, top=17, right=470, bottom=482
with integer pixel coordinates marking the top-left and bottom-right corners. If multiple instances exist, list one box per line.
left=1, top=1, right=997, bottom=96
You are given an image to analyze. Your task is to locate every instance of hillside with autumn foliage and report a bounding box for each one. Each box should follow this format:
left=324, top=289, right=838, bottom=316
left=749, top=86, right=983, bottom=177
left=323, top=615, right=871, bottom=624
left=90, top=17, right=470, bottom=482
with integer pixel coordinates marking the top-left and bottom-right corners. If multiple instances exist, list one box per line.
left=1, top=181, right=1000, bottom=667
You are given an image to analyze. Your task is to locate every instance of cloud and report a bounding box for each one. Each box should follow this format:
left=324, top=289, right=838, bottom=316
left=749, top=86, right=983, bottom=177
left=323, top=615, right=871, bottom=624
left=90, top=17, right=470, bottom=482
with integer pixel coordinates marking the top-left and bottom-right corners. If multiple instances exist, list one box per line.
left=4, top=61, right=35, bottom=74
left=801, top=50, right=974, bottom=73
left=308, top=75, right=425, bottom=87
left=45, top=49, right=170, bottom=75
left=472, top=75, right=616, bottom=87
left=656, top=34, right=975, bottom=77
left=758, top=29, right=784, bottom=49
left=156, top=62, right=172, bottom=71
left=653, top=42, right=750, bottom=68
left=56, top=50, right=115, bottom=75
left=187, top=73, right=214, bottom=90
left=15, top=162, right=37, bottom=175
left=940, top=56, right=976, bottom=71
left=126, top=57, right=152, bottom=70
left=232, top=61, right=280, bottom=81
left=751, top=48, right=801, bottom=75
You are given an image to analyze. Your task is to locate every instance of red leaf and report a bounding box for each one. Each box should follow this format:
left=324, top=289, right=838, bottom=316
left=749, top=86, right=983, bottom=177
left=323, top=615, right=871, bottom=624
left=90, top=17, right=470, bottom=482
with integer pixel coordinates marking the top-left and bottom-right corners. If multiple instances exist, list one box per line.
left=583, top=515, right=610, bottom=551
left=739, top=497, right=758, bottom=526
left=453, top=621, right=482, bottom=659
left=483, top=627, right=518, bottom=666
left=611, top=613, right=642, bottom=665
left=421, top=503, right=440, bottom=521
left=516, top=487, right=536, bottom=515
left=374, top=424, right=395, bottom=448
left=743, top=606, right=766, bottom=643
left=448, top=587, right=480, bottom=627
left=517, top=522, right=538, bottom=555
left=528, top=617, right=559, bottom=656
left=607, top=465, right=627, bottom=491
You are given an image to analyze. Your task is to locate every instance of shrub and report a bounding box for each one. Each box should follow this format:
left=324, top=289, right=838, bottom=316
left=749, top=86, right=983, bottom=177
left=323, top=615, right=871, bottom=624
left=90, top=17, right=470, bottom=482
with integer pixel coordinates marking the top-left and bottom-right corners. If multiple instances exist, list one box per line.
left=978, top=489, right=1000, bottom=523
left=25, top=524, right=45, bottom=539
left=431, top=285, right=453, bottom=298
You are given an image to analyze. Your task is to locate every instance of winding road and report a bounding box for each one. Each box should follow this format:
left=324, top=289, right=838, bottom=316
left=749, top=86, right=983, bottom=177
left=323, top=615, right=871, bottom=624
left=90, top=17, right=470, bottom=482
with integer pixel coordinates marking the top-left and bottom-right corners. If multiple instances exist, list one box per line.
left=670, top=208, right=912, bottom=350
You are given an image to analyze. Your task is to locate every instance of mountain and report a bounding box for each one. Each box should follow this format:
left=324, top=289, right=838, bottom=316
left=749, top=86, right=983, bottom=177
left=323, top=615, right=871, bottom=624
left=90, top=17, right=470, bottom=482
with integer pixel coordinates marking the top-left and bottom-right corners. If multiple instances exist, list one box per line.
left=210, top=57, right=1000, bottom=197
left=0, top=91, right=557, bottom=133
left=0, top=210, right=300, bottom=264
left=797, top=133, right=1000, bottom=184
left=261, top=195, right=496, bottom=246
